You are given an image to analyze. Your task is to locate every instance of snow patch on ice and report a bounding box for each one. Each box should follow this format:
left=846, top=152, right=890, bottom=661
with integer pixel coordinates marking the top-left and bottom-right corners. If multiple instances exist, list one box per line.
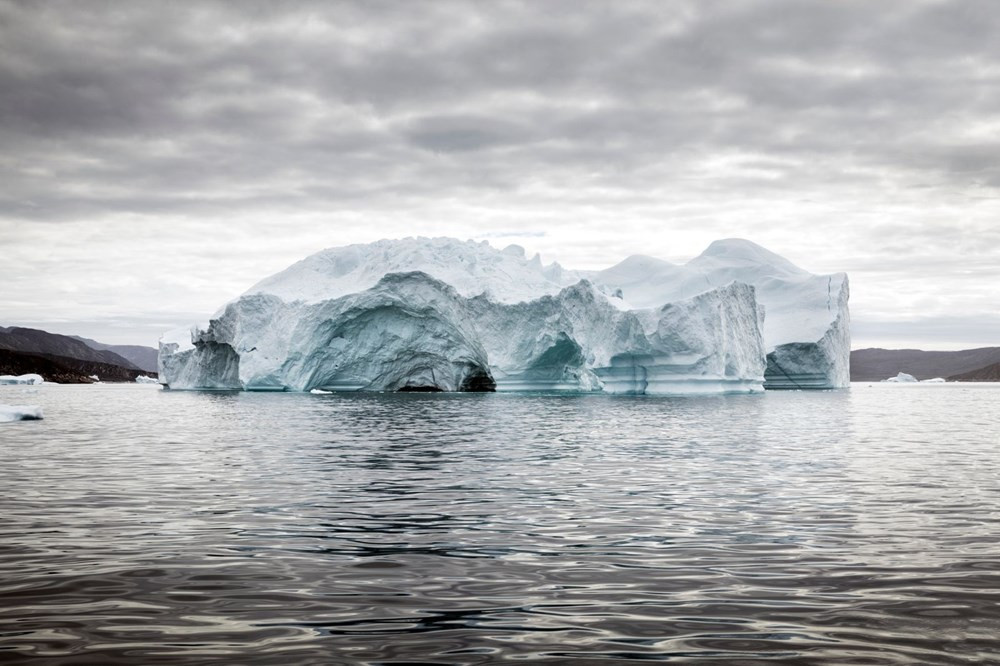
left=245, top=237, right=582, bottom=306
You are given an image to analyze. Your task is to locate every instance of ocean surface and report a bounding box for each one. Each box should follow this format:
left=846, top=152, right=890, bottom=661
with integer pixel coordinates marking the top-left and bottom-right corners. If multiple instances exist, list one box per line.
left=1, top=383, right=999, bottom=665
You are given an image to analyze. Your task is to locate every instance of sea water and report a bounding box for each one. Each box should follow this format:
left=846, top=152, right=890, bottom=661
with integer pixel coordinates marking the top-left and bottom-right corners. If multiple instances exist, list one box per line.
left=1, top=383, right=999, bottom=664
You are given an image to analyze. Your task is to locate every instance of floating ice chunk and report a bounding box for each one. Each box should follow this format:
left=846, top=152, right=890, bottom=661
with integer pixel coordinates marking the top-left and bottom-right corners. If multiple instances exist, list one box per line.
left=0, top=374, right=44, bottom=385
left=88, top=375, right=100, bottom=382
left=135, top=375, right=159, bottom=384
left=921, top=377, right=946, bottom=383
left=0, top=404, right=43, bottom=422
left=309, top=388, right=332, bottom=394
left=885, top=372, right=918, bottom=383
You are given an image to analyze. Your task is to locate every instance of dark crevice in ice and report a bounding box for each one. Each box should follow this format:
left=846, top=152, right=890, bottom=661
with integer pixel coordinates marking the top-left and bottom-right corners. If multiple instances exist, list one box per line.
left=460, top=368, right=497, bottom=392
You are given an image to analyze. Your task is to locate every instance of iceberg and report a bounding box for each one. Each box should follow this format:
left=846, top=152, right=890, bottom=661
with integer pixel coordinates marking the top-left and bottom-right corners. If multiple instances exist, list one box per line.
left=135, top=375, right=159, bottom=384
left=0, top=404, right=43, bottom=422
left=885, top=372, right=919, bottom=383
left=0, top=374, right=44, bottom=385
left=160, top=237, right=847, bottom=395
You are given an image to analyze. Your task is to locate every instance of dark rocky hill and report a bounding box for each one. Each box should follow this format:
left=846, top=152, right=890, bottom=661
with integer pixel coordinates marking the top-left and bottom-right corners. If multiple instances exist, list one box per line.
left=851, top=347, right=1000, bottom=381
left=0, top=349, right=154, bottom=383
left=948, top=362, right=1000, bottom=382
left=0, top=327, right=138, bottom=369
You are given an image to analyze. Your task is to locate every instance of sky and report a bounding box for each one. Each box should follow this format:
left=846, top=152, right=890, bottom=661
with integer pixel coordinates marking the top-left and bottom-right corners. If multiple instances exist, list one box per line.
left=1, top=0, right=998, bottom=349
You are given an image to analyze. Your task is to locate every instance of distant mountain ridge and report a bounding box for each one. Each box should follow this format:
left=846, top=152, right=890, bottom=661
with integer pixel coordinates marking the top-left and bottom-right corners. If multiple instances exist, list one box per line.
left=0, top=349, right=151, bottom=384
left=948, top=362, right=1000, bottom=382
left=0, top=326, right=158, bottom=382
left=70, top=336, right=158, bottom=373
left=0, top=327, right=138, bottom=368
left=851, top=347, right=1000, bottom=381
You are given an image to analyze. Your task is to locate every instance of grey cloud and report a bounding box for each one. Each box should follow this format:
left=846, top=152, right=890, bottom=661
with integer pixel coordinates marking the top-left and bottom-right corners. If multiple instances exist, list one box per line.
left=1, top=0, right=998, bottom=346
left=404, top=115, right=534, bottom=152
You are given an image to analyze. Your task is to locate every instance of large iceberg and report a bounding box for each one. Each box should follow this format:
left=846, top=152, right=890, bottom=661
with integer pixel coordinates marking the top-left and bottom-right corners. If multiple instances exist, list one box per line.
left=160, top=237, right=848, bottom=394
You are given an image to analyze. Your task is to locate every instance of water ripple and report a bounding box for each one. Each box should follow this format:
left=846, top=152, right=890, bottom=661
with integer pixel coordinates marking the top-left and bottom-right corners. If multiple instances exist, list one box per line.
left=2, top=383, right=999, bottom=664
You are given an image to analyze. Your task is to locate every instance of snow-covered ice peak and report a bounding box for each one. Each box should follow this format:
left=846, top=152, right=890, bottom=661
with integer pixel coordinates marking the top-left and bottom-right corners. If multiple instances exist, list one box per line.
left=245, top=236, right=581, bottom=306
left=691, top=238, right=806, bottom=278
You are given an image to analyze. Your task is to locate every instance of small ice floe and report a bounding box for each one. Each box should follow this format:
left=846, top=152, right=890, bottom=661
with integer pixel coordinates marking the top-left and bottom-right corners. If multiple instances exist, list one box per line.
left=884, top=372, right=918, bottom=383
left=135, top=375, right=159, bottom=384
left=88, top=375, right=100, bottom=382
left=309, top=388, right=332, bottom=394
left=921, top=377, right=946, bottom=383
left=0, top=404, right=43, bottom=422
left=0, top=374, right=44, bottom=385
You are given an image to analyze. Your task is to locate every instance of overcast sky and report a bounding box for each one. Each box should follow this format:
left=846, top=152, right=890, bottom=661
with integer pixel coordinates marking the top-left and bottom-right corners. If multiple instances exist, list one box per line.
left=1, top=0, right=998, bottom=349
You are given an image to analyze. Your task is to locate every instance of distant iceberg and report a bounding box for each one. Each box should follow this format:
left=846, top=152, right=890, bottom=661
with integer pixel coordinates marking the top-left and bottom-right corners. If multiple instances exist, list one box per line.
left=885, top=372, right=919, bottom=383
left=0, top=374, right=44, bottom=385
left=0, top=404, right=43, bottom=422
left=159, top=237, right=849, bottom=395
left=135, top=375, right=159, bottom=384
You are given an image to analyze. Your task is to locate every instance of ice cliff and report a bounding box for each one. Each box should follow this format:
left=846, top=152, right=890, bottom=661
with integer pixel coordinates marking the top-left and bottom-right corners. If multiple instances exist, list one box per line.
left=592, top=239, right=850, bottom=389
left=160, top=237, right=849, bottom=394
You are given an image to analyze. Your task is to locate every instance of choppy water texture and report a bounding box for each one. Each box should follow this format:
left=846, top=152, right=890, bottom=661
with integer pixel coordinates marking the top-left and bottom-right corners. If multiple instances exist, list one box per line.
left=2, top=384, right=1000, bottom=665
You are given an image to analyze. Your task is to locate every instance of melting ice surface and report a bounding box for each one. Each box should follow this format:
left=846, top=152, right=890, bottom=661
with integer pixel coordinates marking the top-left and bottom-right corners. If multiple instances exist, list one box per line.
left=2, top=382, right=999, bottom=664
left=159, top=237, right=849, bottom=394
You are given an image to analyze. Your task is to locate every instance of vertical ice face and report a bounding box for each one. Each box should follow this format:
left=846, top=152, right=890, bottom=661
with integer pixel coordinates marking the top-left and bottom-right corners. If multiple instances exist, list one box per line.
left=159, top=236, right=846, bottom=394
left=596, top=239, right=851, bottom=389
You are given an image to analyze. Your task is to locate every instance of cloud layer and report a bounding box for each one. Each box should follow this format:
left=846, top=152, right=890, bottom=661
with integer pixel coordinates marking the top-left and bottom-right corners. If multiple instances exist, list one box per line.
left=2, top=0, right=998, bottom=348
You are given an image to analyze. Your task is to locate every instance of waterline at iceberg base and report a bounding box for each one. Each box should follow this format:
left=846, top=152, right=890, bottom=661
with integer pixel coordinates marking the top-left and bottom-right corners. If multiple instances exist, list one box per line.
left=159, top=237, right=849, bottom=395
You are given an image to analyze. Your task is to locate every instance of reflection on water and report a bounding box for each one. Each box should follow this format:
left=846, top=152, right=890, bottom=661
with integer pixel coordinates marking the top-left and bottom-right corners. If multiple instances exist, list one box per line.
left=2, top=383, right=999, bottom=664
